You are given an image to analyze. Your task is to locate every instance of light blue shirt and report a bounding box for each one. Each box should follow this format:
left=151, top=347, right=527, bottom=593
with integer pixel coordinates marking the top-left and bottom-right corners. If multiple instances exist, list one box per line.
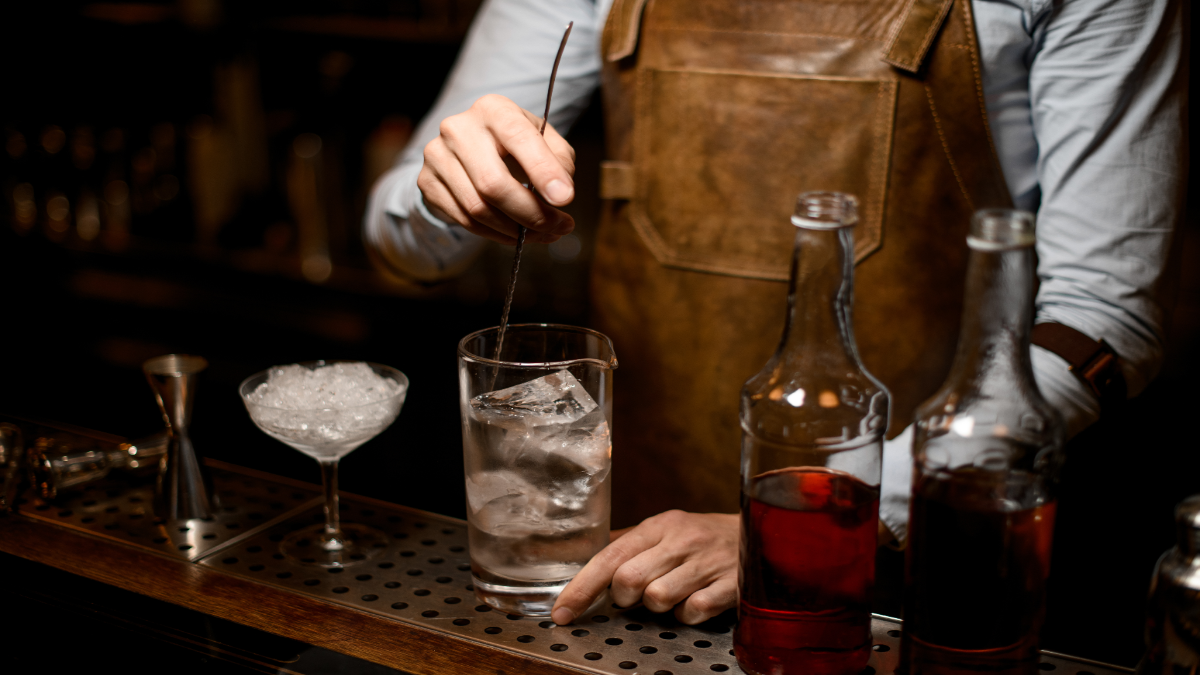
left=364, top=0, right=1186, bottom=542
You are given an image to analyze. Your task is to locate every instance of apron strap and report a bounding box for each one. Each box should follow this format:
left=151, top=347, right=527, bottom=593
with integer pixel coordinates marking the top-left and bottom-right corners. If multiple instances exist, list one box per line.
left=882, top=0, right=956, bottom=73
left=599, top=161, right=635, bottom=200
left=604, top=0, right=651, bottom=62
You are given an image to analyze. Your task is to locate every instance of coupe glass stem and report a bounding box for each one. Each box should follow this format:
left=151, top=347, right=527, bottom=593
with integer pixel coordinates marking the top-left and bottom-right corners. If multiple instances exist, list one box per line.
left=318, top=459, right=344, bottom=551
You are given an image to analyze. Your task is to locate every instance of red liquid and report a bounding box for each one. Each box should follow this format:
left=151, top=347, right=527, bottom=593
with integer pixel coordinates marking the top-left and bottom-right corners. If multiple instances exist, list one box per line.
left=901, top=469, right=1056, bottom=675
left=734, top=467, right=880, bottom=675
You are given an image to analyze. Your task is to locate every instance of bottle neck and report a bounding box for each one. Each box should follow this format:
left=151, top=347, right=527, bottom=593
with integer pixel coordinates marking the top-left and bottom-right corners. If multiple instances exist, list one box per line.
left=777, top=226, right=858, bottom=363
left=944, top=245, right=1037, bottom=396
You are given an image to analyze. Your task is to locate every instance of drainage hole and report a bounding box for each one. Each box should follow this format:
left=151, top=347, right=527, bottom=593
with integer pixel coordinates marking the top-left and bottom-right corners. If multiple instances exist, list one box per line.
left=457, top=564, right=471, bottom=571
left=640, top=646, right=657, bottom=654
left=276, top=572, right=292, bottom=579
left=128, top=513, right=144, bottom=520
left=304, top=579, right=320, bottom=586
left=177, top=544, right=193, bottom=551
left=659, top=632, right=677, bottom=640
left=592, top=615, right=610, bottom=623
left=484, top=627, right=502, bottom=635
left=407, top=569, right=423, bottom=576
left=436, top=576, right=452, bottom=584
left=413, top=589, right=431, bottom=596
left=550, top=644, right=568, bottom=652
left=694, top=640, right=712, bottom=648
left=269, top=534, right=284, bottom=542
left=625, top=624, right=644, bottom=631
left=332, top=587, right=349, bottom=594
left=361, top=594, right=378, bottom=602
left=585, top=653, right=602, bottom=661
left=710, top=666, right=729, bottom=672
left=441, top=528, right=455, bottom=535
left=378, top=562, right=394, bottom=569
left=394, top=533, right=409, bottom=539
left=400, top=551, right=415, bottom=557
left=202, top=534, right=216, bottom=540
left=223, top=557, right=239, bottom=564
left=391, top=602, right=408, bottom=610
left=226, top=523, right=241, bottom=529
left=414, top=522, right=428, bottom=529
left=465, top=584, right=475, bottom=591
left=56, top=510, right=73, bottom=517
left=675, top=656, right=693, bottom=663
left=421, top=539, right=436, bottom=546
left=328, top=568, right=344, bottom=574
left=83, top=517, right=96, bottom=524
left=517, top=635, right=534, bottom=643
left=428, top=557, right=444, bottom=564
left=571, top=629, right=590, bottom=637
left=450, top=546, right=465, bottom=553
left=361, top=509, right=375, bottom=516
left=1038, top=665, right=1056, bottom=672
left=619, top=662, right=637, bottom=670
left=273, top=553, right=285, bottom=560
left=249, top=565, right=265, bottom=572
left=356, top=574, right=372, bottom=581
left=887, top=630, right=901, bottom=638
left=506, top=614, right=522, bottom=621
left=444, top=597, right=462, bottom=604
left=453, top=619, right=470, bottom=626
left=247, top=546, right=262, bottom=553
left=384, top=582, right=400, bottom=589
left=654, top=671, right=674, bottom=675
left=422, top=610, right=439, bottom=618
left=873, top=644, right=890, bottom=652
left=152, top=537, right=166, bottom=544
left=605, top=638, right=623, bottom=646
left=483, top=606, right=499, bottom=614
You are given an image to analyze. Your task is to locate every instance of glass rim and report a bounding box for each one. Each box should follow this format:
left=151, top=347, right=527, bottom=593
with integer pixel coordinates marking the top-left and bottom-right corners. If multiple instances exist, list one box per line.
left=238, top=360, right=409, bottom=412
left=457, top=323, right=618, bottom=370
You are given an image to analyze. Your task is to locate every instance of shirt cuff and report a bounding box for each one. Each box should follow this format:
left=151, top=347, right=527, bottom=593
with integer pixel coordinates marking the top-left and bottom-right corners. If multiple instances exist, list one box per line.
left=364, top=166, right=486, bottom=282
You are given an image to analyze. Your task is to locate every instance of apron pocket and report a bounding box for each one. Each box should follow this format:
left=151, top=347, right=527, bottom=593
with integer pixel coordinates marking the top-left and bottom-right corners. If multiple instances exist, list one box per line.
left=630, top=67, right=896, bottom=281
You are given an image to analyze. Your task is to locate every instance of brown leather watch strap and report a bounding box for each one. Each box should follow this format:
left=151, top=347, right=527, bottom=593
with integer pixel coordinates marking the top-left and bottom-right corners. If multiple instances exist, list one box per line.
left=1031, top=322, right=1127, bottom=413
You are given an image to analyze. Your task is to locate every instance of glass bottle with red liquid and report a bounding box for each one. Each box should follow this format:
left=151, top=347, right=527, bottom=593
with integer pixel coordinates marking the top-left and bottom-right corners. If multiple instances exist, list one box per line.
left=901, top=209, right=1065, bottom=675
left=734, top=191, right=890, bottom=675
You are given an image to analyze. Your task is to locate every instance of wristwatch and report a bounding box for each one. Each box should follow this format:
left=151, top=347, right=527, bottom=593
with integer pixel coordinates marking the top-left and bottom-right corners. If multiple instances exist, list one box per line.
left=1031, top=322, right=1127, bottom=414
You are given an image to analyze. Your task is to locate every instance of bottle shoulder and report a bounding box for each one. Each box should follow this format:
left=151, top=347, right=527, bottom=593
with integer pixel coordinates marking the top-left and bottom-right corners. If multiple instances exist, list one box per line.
left=742, top=370, right=888, bottom=447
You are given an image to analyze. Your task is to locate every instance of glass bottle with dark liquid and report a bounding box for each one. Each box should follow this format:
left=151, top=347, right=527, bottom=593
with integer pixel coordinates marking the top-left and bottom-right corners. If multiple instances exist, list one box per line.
left=901, top=209, right=1065, bottom=675
left=735, top=192, right=890, bottom=675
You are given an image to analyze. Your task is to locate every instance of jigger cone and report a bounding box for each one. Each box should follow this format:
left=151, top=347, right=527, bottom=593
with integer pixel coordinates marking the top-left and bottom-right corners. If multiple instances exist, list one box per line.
left=144, top=354, right=214, bottom=521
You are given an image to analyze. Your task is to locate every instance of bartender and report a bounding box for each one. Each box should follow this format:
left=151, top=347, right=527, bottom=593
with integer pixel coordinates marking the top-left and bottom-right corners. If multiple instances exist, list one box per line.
left=364, top=0, right=1184, bottom=626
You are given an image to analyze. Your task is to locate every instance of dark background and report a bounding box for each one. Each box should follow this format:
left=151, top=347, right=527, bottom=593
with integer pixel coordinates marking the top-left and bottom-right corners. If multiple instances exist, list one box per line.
left=1, top=1, right=1195, bottom=669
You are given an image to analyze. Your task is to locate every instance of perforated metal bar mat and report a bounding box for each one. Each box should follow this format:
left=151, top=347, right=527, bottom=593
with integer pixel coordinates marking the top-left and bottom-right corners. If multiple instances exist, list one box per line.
left=18, top=465, right=320, bottom=561
left=195, top=497, right=1130, bottom=675
left=20, top=462, right=1131, bottom=675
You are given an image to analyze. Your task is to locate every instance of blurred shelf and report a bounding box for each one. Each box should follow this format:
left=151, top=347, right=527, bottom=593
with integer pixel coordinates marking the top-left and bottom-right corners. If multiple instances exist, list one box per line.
left=269, top=14, right=477, bottom=43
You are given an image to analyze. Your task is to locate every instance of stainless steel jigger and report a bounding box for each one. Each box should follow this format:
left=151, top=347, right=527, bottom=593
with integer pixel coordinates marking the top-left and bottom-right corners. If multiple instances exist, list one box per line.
left=144, top=354, right=214, bottom=521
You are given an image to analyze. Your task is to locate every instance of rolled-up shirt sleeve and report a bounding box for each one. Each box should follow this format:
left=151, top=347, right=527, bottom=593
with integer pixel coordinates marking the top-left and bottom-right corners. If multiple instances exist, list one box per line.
left=881, top=0, right=1185, bottom=546
left=1029, top=0, right=1185, bottom=410
left=364, top=0, right=607, bottom=283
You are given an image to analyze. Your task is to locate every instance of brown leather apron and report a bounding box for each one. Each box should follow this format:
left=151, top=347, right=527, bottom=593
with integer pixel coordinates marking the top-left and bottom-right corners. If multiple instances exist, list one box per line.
left=591, top=0, right=1013, bottom=527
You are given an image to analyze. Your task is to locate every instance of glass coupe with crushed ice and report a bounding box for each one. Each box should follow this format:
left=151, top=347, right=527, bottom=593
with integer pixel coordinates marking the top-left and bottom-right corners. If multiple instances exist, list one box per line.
left=239, top=360, right=408, bottom=567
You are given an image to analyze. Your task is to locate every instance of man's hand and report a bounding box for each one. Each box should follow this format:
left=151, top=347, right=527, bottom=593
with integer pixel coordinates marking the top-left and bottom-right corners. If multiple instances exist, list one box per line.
left=550, top=511, right=739, bottom=626
left=418, top=94, right=576, bottom=246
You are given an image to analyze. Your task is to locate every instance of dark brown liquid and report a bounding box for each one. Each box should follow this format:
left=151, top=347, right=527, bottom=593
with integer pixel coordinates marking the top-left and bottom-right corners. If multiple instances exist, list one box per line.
left=902, top=469, right=1056, bottom=675
left=735, top=467, right=879, bottom=675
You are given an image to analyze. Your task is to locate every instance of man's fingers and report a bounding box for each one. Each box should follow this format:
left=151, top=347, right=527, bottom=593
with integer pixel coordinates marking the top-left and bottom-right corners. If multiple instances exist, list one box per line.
left=480, top=102, right=573, bottom=208
left=631, top=558, right=710, bottom=613
left=611, top=546, right=689, bottom=609
left=416, top=171, right=518, bottom=246
left=674, top=576, right=738, bottom=625
left=550, top=525, right=667, bottom=625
